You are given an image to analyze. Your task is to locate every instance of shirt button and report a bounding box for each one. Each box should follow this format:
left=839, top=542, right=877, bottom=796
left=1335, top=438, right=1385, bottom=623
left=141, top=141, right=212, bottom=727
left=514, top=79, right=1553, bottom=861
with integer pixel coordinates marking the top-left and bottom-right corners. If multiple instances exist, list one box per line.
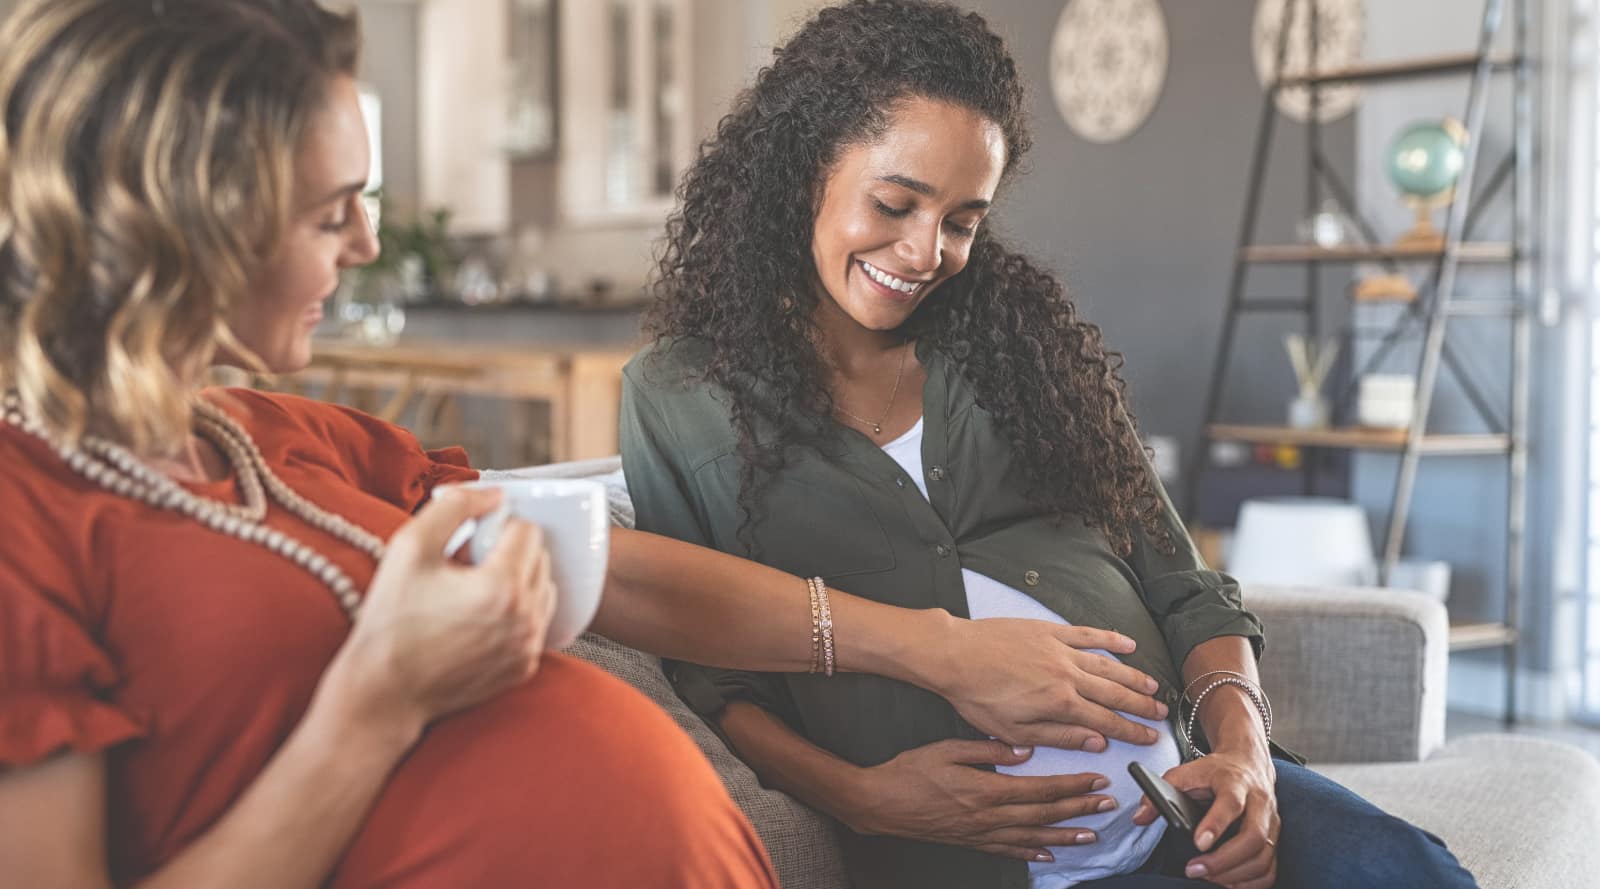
left=935, top=544, right=952, bottom=557
left=929, top=466, right=946, bottom=481
left=894, top=477, right=906, bottom=488
left=1023, top=570, right=1040, bottom=586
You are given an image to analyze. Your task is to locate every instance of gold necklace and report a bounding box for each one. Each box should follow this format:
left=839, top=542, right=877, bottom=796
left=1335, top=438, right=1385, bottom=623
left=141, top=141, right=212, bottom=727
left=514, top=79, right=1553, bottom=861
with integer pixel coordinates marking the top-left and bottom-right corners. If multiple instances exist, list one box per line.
left=833, top=340, right=911, bottom=436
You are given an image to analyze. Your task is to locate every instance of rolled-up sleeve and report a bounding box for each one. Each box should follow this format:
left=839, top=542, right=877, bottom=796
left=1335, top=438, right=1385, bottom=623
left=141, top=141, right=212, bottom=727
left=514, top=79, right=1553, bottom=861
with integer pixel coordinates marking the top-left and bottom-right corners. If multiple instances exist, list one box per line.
left=620, top=362, right=799, bottom=726
left=1128, top=454, right=1265, bottom=672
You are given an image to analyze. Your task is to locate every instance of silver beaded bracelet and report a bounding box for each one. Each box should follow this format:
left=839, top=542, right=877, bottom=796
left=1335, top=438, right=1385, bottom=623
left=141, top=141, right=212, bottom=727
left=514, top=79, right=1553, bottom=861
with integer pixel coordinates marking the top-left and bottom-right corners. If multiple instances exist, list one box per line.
left=1182, top=669, right=1265, bottom=706
left=1181, top=674, right=1273, bottom=756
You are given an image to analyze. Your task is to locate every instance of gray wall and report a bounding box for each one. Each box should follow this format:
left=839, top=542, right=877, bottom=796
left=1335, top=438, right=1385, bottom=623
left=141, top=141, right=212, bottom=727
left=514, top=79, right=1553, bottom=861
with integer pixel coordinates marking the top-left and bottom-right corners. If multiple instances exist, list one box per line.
left=963, top=0, right=1355, bottom=474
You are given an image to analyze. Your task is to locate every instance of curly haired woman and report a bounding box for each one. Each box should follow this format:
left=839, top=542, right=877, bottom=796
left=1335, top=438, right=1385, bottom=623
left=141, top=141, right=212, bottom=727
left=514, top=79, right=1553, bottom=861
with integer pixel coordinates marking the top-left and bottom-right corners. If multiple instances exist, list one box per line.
left=621, top=2, right=1481, bottom=888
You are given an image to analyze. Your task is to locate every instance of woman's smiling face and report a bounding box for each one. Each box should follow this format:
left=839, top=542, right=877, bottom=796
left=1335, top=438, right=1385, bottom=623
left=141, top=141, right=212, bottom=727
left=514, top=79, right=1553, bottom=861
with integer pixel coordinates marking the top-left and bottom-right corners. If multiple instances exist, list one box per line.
left=228, top=75, right=379, bottom=374
left=809, top=96, right=1007, bottom=334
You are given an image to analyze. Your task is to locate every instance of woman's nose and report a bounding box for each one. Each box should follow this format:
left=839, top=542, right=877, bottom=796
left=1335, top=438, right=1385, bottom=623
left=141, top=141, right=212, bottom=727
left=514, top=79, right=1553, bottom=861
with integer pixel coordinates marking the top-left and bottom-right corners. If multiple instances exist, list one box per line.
left=895, top=225, right=940, bottom=275
left=343, top=196, right=381, bottom=267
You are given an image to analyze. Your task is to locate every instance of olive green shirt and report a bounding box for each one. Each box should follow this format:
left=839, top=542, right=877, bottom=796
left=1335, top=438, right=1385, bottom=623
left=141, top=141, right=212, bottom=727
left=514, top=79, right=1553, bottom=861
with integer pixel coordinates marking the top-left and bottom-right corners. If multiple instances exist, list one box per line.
left=621, top=337, right=1269, bottom=889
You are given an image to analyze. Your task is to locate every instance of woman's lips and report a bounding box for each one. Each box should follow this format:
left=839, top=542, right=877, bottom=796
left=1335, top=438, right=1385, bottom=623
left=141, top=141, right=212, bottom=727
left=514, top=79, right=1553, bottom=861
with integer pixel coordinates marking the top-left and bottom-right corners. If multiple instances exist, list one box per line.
left=856, top=260, right=921, bottom=302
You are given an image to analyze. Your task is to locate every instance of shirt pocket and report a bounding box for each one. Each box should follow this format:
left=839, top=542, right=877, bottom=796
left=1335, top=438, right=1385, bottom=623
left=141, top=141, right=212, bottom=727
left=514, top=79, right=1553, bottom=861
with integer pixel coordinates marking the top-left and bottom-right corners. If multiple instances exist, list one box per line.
left=698, top=453, right=897, bottom=580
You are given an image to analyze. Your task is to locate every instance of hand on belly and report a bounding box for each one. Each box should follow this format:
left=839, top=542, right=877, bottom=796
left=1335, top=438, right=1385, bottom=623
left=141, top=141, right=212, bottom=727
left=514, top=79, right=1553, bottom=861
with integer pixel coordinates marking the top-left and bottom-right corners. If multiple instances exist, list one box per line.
left=995, top=707, right=1183, bottom=871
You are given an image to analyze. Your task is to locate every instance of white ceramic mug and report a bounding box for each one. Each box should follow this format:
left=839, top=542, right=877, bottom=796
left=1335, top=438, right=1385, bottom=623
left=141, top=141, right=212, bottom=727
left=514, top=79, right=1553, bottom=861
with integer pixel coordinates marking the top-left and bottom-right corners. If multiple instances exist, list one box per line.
left=443, top=478, right=609, bottom=650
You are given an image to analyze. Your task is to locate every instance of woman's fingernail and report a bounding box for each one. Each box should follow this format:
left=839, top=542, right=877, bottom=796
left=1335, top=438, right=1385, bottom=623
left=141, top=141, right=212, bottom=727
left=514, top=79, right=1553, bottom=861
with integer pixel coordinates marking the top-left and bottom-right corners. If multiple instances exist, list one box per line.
left=1197, top=830, right=1215, bottom=850
left=1186, top=863, right=1209, bottom=878
left=1097, top=798, right=1117, bottom=812
left=1145, top=677, right=1159, bottom=692
left=1156, top=702, right=1169, bottom=718
left=1075, top=831, right=1097, bottom=844
left=1091, top=777, right=1110, bottom=791
left=1033, top=851, right=1055, bottom=862
left=1084, top=736, right=1106, bottom=752
left=1011, top=745, right=1033, bottom=758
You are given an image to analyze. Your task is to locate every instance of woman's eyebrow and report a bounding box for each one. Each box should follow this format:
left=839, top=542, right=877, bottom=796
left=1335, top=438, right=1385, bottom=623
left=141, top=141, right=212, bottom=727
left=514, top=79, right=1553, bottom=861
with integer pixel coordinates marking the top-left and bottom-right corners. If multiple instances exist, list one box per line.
left=313, top=180, right=367, bottom=206
left=877, top=173, right=991, bottom=210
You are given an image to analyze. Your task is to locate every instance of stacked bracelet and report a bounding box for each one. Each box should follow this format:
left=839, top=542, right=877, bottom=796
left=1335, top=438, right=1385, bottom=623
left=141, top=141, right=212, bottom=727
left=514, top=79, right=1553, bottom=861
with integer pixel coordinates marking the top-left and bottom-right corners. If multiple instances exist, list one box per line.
left=1180, top=671, right=1273, bottom=756
left=1182, top=670, right=1275, bottom=727
left=816, top=577, right=835, bottom=676
left=807, top=577, right=823, bottom=674
left=806, top=576, right=836, bottom=676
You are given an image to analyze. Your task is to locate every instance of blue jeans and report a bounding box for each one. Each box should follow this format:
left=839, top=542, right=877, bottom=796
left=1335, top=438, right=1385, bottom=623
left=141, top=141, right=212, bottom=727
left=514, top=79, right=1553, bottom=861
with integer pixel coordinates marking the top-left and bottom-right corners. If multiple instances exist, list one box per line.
left=1080, top=757, right=1479, bottom=888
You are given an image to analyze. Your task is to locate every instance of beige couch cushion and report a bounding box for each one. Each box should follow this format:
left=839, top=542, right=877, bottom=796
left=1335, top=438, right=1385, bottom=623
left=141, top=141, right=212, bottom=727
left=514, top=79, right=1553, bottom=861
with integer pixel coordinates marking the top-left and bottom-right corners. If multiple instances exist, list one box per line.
left=1320, top=735, right=1600, bottom=889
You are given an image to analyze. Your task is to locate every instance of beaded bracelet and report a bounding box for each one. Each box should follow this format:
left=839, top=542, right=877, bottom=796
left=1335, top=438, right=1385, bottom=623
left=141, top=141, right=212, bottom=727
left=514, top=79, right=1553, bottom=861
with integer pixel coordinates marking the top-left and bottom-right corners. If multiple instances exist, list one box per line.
left=805, top=577, right=837, bottom=676
left=806, top=577, right=823, bottom=674
left=1182, top=675, right=1273, bottom=756
left=1182, top=669, right=1264, bottom=706
left=814, top=576, right=836, bottom=677
left=1182, top=671, right=1276, bottom=727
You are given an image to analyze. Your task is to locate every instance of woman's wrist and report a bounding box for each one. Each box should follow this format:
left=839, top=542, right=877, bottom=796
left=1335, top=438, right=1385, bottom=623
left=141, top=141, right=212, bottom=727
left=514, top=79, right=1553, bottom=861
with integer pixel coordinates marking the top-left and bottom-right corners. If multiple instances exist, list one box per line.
left=809, top=752, right=897, bottom=837
left=818, top=761, right=886, bottom=834
left=839, top=600, right=958, bottom=693
left=316, top=644, right=428, bottom=759
left=1197, top=685, right=1270, bottom=759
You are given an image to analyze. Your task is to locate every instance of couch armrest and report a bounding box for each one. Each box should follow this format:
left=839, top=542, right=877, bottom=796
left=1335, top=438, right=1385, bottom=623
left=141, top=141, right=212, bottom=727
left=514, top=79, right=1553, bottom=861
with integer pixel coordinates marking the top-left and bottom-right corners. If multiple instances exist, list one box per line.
left=484, top=457, right=624, bottom=480
left=481, top=459, right=635, bottom=528
left=1245, top=585, right=1448, bottom=764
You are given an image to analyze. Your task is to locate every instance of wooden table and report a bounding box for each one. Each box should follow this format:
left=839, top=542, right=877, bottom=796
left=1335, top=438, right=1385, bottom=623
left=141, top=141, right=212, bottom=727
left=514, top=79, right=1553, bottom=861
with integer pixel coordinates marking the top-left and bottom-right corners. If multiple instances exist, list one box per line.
left=269, top=339, right=635, bottom=465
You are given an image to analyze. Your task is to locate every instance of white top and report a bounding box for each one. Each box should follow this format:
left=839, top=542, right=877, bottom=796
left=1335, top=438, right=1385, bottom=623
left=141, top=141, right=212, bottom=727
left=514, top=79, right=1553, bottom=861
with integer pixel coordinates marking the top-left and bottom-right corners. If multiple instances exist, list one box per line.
left=880, top=419, right=1180, bottom=888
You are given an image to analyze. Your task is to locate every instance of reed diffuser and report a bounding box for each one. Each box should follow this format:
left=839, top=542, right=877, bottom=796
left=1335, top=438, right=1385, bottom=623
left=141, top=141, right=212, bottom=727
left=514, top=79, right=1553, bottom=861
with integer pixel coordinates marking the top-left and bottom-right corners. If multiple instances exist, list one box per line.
left=1285, top=334, right=1338, bottom=429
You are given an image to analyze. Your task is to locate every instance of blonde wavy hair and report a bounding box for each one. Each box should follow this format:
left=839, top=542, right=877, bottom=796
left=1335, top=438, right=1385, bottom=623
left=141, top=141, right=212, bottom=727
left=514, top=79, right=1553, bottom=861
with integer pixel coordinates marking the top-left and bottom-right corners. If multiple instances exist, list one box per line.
left=0, top=0, right=359, bottom=456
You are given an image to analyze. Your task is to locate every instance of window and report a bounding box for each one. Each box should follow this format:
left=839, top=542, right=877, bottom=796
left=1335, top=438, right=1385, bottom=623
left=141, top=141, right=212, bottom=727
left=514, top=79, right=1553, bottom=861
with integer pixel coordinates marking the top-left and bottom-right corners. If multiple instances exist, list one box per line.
left=1579, top=0, right=1600, bottom=722
left=561, top=0, right=692, bottom=224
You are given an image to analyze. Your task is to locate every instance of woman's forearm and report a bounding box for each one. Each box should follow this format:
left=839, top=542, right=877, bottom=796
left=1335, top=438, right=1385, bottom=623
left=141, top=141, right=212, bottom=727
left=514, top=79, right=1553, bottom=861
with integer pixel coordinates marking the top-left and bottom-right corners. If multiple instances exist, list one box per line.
left=135, top=652, right=420, bottom=889
left=717, top=700, right=874, bottom=828
left=1180, top=636, right=1270, bottom=758
left=598, top=528, right=957, bottom=685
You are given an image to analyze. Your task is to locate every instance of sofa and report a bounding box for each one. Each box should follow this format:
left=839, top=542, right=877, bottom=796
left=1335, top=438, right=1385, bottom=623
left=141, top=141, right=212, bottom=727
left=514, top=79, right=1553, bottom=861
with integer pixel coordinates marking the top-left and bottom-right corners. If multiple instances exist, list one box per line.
left=491, top=459, right=1600, bottom=889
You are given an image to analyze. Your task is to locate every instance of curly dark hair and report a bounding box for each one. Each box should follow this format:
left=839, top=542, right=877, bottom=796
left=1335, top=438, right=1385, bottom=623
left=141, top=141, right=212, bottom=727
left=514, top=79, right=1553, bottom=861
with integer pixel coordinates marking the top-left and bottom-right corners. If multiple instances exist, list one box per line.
left=646, top=0, right=1169, bottom=557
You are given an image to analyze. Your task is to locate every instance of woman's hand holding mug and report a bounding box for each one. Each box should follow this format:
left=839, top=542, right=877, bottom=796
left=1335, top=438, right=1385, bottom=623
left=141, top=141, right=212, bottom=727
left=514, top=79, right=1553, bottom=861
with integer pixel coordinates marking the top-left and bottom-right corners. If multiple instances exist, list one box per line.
left=328, top=486, right=558, bottom=738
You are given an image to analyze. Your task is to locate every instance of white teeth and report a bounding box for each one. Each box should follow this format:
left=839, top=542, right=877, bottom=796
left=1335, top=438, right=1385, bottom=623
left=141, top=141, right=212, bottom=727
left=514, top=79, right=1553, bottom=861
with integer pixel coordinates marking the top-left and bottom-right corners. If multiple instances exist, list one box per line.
left=861, top=260, right=921, bottom=294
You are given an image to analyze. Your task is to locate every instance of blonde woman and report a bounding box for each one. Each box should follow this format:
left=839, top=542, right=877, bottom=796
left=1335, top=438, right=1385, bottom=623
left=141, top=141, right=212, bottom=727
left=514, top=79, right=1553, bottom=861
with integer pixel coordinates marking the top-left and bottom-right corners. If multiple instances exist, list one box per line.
left=0, top=2, right=1173, bottom=885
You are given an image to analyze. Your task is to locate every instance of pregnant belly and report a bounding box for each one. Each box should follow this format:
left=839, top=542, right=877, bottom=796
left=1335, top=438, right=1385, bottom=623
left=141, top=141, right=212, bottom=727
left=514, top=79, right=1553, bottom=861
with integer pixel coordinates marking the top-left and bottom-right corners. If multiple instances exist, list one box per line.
left=1000, top=717, right=1182, bottom=885
left=328, top=655, right=774, bottom=889
left=963, top=570, right=1182, bottom=885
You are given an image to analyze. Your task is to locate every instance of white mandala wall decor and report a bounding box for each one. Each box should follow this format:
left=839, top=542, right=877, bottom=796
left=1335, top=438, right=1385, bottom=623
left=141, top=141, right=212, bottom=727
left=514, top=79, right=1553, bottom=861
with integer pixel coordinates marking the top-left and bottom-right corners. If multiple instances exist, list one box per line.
left=1049, top=0, right=1169, bottom=144
left=1253, top=0, right=1365, bottom=123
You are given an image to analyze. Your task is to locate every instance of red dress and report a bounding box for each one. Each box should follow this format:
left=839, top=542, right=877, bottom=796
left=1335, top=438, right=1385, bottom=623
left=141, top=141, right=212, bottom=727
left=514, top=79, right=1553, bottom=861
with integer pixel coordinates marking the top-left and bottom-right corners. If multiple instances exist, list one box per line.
left=0, top=389, right=776, bottom=888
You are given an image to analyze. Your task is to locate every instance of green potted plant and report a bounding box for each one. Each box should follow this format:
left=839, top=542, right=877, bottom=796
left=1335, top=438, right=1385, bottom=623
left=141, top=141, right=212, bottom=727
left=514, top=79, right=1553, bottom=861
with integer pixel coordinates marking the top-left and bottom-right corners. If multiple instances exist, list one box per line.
left=354, top=193, right=458, bottom=303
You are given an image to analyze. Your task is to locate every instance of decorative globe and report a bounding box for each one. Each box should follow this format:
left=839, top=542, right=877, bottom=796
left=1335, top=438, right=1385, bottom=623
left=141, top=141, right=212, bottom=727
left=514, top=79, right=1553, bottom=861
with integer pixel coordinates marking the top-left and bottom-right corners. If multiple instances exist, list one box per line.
left=1386, top=119, right=1466, bottom=203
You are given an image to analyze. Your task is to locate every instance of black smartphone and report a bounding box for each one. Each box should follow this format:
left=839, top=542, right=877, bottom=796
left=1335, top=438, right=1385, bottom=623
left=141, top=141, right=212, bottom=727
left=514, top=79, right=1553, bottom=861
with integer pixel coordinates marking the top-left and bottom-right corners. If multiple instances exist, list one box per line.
left=1127, top=761, right=1205, bottom=837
